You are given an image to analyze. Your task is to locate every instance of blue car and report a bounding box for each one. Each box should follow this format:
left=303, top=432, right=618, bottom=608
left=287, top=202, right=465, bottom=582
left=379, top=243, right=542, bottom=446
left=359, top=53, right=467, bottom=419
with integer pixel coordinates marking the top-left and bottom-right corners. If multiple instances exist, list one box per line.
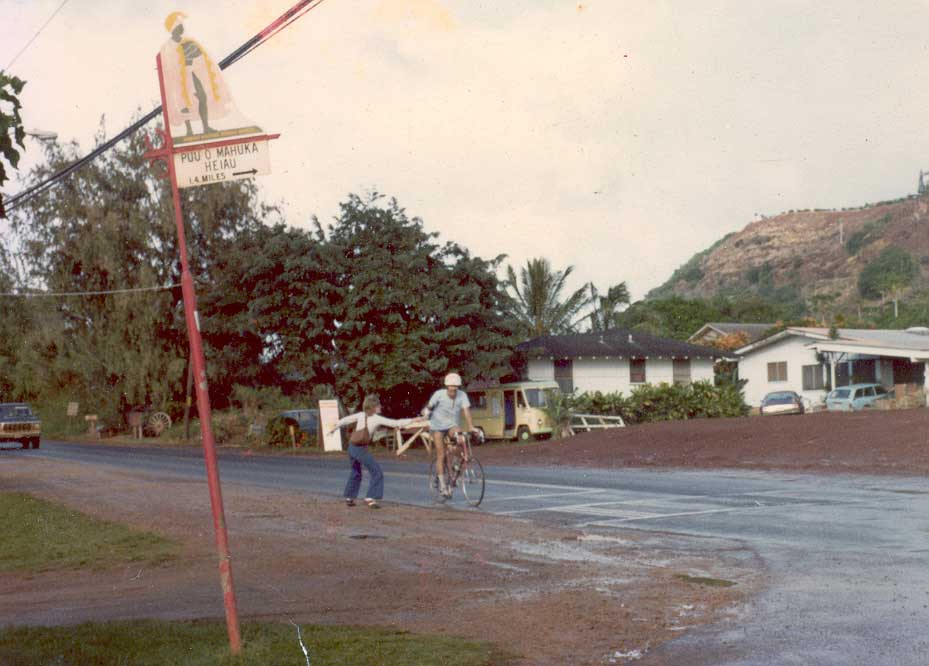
left=279, top=409, right=319, bottom=436
left=825, top=383, right=893, bottom=412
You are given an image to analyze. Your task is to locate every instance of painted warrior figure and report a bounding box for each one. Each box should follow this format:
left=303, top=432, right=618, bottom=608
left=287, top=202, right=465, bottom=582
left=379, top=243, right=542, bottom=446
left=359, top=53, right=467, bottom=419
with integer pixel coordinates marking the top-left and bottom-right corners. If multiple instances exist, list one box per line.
left=160, top=12, right=255, bottom=138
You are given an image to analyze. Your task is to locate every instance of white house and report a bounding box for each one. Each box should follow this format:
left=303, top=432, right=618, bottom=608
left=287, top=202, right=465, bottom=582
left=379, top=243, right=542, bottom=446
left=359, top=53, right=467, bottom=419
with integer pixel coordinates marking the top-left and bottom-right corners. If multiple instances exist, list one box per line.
left=516, top=328, right=725, bottom=394
left=735, top=326, right=929, bottom=407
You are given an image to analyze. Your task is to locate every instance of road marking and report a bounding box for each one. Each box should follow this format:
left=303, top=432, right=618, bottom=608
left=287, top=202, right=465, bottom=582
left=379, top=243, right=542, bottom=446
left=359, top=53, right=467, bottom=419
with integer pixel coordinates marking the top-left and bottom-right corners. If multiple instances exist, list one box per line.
left=480, top=489, right=603, bottom=503
left=573, top=506, right=748, bottom=527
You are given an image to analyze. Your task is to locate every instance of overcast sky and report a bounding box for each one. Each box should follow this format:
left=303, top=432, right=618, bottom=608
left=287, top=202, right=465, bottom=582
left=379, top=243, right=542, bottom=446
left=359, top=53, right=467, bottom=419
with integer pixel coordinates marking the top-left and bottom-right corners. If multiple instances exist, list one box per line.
left=4, top=0, right=929, bottom=300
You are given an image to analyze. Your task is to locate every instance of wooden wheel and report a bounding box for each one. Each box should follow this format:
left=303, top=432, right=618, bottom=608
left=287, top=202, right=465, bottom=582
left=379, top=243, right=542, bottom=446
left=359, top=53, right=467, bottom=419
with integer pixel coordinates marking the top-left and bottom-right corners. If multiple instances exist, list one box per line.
left=144, top=412, right=172, bottom=437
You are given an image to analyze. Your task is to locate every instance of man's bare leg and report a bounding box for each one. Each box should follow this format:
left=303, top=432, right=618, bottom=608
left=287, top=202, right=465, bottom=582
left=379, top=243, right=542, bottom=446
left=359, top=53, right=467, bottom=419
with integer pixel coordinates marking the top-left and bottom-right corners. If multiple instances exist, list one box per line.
left=432, top=430, right=448, bottom=496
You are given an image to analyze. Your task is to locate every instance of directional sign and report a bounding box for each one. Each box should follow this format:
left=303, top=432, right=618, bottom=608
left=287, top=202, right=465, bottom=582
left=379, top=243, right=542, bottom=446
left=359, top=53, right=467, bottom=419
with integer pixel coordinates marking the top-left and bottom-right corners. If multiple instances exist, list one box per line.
left=173, top=138, right=271, bottom=189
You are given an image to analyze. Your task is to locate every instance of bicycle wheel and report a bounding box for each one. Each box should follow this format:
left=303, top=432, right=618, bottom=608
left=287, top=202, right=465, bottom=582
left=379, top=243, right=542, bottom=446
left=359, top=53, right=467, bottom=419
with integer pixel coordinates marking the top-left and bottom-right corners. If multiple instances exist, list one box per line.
left=460, top=456, right=485, bottom=507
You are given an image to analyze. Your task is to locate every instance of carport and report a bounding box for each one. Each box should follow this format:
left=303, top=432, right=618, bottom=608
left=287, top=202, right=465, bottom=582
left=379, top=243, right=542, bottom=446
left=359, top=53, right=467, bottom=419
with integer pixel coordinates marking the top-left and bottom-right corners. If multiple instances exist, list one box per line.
left=807, top=328, right=929, bottom=405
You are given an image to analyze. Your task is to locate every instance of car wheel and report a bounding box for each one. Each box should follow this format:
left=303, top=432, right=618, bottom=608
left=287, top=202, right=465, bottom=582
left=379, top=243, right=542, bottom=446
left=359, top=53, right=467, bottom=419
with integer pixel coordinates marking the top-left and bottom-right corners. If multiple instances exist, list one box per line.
left=516, top=426, right=531, bottom=442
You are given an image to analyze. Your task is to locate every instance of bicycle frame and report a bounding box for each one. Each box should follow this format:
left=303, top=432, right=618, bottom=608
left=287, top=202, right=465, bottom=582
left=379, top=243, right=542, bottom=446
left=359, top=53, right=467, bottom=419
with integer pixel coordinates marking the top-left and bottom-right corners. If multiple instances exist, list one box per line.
left=430, top=431, right=485, bottom=506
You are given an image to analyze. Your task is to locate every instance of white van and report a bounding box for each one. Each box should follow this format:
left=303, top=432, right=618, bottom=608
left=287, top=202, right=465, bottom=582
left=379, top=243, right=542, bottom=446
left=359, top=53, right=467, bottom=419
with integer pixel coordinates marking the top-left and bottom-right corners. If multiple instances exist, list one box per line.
left=466, top=380, right=560, bottom=441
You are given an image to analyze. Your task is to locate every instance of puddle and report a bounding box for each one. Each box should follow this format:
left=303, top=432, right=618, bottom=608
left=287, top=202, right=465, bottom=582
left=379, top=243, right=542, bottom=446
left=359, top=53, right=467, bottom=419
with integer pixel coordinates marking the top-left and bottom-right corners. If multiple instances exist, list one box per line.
left=579, top=534, right=632, bottom=546
left=674, top=574, right=735, bottom=587
left=511, top=540, right=617, bottom=564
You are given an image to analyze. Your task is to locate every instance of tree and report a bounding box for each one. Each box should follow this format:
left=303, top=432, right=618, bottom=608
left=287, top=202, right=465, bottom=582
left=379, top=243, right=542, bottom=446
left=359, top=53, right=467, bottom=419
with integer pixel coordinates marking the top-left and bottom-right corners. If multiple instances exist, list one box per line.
left=504, top=258, right=591, bottom=339
left=0, top=71, right=26, bottom=195
left=6, top=116, right=273, bottom=417
left=302, top=192, right=517, bottom=413
left=588, top=282, right=630, bottom=331
left=857, top=246, right=918, bottom=318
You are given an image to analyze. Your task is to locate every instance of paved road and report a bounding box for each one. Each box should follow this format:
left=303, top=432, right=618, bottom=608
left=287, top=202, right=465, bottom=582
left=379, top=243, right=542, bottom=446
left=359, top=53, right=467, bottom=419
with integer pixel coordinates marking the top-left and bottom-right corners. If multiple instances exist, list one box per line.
left=6, top=441, right=929, bottom=665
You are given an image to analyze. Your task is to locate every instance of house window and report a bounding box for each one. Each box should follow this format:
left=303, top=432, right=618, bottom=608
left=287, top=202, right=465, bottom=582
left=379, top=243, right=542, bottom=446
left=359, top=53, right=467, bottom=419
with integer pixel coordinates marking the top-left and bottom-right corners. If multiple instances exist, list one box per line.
left=554, top=358, right=573, bottom=393
left=672, top=359, right=691, bottom=385
left=630, top=358, right=646, bottom=384
left=802, top=364, right=826, bottom=391
left=767, top=361, right=787, bottom=382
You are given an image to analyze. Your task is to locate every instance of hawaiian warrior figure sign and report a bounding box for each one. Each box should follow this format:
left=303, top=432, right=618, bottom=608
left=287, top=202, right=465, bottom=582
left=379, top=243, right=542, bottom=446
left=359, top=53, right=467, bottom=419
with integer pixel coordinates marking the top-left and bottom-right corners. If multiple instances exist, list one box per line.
left=160, top=12, right=262, bottom=143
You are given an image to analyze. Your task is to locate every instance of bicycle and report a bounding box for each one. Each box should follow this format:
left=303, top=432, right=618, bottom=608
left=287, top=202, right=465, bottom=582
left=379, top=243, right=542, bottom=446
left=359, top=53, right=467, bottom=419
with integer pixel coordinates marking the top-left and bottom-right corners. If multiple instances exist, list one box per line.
left=428, top=430, right=486, bottom=507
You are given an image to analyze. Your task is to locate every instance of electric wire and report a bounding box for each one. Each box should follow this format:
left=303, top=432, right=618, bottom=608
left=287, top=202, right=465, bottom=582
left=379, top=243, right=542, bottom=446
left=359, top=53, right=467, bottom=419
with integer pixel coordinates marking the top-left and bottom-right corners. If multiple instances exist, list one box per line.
left=0, top=283, right=181, bottom=298
left=2, top=0, right=326, bottom=215
left=4, top=0, right=71, bottom=71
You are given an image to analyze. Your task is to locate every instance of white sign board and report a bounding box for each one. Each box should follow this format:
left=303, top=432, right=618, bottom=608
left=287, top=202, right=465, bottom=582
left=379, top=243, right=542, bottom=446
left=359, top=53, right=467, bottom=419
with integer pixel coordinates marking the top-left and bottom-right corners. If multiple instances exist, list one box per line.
left=174, top=139, right=271, bottom=189
left=318, top=399, right=343, bottom=452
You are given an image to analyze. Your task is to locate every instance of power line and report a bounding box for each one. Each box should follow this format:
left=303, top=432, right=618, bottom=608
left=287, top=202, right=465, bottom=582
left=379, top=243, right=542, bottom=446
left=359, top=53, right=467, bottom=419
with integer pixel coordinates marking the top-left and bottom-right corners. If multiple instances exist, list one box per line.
left=0, top=283, right=181, bottom=298
left=5, top=0, right=71, bottom=71
left=2, top=0, right=327, bottom=215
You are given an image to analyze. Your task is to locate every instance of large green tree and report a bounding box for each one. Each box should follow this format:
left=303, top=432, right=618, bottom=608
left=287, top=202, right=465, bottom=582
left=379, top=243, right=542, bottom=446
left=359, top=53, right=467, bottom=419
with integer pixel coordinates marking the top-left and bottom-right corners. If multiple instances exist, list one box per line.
left=504, top=258, right=591, bottom=339
left=321, top=193, right=516, bottom=413
left=6, top=118, right=273, bottom=418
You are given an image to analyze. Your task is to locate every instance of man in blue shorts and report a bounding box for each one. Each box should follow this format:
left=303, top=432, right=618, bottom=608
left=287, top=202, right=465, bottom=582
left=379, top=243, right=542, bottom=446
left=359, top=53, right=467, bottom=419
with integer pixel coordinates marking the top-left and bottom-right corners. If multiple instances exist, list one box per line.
left=423, top=372, right=476, bottom=498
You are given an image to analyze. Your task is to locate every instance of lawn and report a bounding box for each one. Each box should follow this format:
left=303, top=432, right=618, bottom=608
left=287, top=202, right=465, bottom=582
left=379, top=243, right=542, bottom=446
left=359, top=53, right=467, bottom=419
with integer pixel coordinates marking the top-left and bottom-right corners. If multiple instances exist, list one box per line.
left=0, top=620, right=511, bottom=665
left=0, top=492, right=179, bottom=573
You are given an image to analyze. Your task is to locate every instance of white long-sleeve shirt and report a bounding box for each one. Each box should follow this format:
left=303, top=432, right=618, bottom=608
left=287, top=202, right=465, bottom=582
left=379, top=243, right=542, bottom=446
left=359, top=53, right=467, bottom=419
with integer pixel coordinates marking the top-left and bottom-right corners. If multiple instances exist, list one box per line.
left=332, top=411, right=414, bottom=437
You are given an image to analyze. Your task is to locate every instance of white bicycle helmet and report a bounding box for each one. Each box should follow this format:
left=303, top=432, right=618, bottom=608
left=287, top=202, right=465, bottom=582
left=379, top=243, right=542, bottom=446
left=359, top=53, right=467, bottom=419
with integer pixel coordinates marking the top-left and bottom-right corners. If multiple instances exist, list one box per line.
left=444, top=372, right=463, bottom=387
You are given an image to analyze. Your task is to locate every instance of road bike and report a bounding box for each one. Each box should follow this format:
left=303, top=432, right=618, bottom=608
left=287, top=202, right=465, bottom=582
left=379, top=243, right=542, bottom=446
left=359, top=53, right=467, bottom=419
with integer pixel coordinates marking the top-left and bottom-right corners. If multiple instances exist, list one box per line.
left=428, top=430, right=485, bottom=507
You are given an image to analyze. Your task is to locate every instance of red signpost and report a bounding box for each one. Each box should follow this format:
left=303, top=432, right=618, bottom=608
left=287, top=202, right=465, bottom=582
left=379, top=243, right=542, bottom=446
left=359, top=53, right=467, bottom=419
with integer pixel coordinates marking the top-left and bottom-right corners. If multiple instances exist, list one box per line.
left=143, top=53, right=279, bottom=655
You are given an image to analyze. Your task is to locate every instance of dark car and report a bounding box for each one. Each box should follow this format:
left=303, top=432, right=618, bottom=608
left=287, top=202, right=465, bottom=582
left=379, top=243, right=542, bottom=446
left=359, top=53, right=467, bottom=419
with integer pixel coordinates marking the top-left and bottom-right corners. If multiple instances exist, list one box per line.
left=759, top=391, right=806, bottom=416
left=279, top=409, right=319, bottom=436
left=0, top=402, right=41, bottom=449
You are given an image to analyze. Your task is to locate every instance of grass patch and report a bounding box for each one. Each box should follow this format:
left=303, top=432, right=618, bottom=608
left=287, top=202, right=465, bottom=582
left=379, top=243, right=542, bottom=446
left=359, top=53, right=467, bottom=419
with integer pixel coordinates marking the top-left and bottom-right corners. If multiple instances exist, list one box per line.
left=0, top=492, right=179, bottom=573
left=0, top=620, right=514, bottom=665
left=675, top=574, right=736, bottom=588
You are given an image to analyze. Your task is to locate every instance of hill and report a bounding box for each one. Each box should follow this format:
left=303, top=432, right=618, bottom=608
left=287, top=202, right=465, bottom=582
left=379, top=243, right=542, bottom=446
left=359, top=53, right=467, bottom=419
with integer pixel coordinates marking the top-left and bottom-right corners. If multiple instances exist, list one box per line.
left=648, top=195, right=929, bottom=308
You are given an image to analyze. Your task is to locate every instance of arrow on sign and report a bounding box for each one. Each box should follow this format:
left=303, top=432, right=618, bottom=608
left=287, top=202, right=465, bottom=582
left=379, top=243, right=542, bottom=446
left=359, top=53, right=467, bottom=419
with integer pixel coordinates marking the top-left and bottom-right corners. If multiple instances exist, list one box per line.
left=232, top=168, right=259, bottom=177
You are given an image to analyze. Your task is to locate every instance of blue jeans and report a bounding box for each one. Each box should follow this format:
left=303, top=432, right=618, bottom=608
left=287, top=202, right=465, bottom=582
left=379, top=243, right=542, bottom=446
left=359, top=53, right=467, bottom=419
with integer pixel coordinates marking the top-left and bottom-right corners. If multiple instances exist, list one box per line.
left=344, top=445, right=384, bottom=500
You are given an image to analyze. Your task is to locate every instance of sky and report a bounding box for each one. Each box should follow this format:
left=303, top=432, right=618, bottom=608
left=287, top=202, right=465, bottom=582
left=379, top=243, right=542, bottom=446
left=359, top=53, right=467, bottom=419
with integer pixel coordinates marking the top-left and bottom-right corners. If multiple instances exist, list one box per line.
left=4, top=0, right=929, bottom=301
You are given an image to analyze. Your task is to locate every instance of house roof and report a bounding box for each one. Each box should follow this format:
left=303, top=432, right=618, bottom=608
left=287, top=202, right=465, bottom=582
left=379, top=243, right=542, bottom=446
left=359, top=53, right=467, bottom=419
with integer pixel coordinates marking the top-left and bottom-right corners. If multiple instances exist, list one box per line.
left=736, top=326, right=929, bottom=358
left=516, top=328, right=726, bottom=360
left=688, top=322, right=773, bottom=343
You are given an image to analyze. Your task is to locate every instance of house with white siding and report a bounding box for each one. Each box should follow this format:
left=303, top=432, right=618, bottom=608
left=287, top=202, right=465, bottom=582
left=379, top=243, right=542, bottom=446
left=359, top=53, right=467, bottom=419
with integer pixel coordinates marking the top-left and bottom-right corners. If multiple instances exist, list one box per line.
left=735, top=326, right=929, bottom=408
left=515, top=328, right=726, bottom=395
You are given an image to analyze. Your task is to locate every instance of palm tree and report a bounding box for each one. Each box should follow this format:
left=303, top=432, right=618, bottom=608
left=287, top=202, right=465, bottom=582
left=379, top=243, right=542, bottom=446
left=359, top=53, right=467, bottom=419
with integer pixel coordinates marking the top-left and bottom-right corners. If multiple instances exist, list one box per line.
left=505, top=258, right=591, bottom=339
left=588, top=282, right=630, bottom=332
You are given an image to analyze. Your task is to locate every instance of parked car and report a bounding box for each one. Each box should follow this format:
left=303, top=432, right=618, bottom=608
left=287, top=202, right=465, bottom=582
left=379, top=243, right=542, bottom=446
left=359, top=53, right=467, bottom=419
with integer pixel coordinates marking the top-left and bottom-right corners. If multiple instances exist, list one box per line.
left=251, top=408, right=320, bottom=442
left=760, top=391, right=806, bottom=416
left=825, top=383, right=894, bottom=412
left=279, top=408, right=319, bottom=436
left=0, top=402, right=41, bottom=449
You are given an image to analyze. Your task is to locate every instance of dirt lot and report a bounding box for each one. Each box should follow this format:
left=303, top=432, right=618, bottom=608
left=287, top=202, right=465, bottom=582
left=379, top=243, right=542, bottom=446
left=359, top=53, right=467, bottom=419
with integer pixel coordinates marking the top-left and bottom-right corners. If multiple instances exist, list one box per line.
left=2, top=457, right=759, bottom=666
left=476, top=408, right=929, bottom=476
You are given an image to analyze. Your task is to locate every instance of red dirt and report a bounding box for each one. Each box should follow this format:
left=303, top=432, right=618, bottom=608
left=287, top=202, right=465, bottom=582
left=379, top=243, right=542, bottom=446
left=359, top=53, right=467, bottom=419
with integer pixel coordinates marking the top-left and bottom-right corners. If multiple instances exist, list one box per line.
left=476, top=409, right=929, bottom=476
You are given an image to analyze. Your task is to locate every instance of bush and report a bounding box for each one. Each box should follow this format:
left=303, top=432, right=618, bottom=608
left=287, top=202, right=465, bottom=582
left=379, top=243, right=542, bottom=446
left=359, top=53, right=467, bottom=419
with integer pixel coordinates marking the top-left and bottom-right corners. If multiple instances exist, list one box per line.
left=568, top=381, right=748, bottom=426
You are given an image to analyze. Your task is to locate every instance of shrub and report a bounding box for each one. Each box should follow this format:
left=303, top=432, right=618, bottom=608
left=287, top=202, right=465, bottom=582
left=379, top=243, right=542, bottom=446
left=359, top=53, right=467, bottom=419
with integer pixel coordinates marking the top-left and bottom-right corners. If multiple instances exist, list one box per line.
left=568, top=381, right=748, bottom=426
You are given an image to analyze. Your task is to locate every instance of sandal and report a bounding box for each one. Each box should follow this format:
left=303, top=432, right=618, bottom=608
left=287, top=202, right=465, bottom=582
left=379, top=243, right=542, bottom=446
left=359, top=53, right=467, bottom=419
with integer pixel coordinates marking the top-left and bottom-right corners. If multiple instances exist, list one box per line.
left=345, top=498, right=356, bottom=507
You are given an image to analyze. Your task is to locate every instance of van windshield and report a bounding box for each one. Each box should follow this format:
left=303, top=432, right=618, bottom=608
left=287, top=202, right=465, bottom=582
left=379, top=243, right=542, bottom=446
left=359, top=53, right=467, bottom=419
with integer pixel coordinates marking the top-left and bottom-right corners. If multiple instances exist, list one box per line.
left=524, top=389, right=548, bottom=408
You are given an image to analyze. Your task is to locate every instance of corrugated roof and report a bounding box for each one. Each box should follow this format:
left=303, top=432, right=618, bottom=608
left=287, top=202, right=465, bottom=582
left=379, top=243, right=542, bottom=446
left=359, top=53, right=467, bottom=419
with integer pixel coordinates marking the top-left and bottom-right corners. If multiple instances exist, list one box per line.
left=516, top=328, right=724, bottom=359
left=793, top=327, right=929, bottom=352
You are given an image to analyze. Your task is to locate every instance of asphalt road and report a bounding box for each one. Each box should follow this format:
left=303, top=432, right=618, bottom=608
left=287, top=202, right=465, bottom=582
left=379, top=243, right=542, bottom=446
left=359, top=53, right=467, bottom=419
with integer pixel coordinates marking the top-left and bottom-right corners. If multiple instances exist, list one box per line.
left=6, top=440, right=929, bottom=665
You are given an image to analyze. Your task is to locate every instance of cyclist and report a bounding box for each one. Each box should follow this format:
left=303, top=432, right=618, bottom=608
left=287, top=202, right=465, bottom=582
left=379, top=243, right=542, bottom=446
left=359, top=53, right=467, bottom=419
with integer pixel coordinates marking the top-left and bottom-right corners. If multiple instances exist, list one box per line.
left=422, top=372, right=477, bottom=498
